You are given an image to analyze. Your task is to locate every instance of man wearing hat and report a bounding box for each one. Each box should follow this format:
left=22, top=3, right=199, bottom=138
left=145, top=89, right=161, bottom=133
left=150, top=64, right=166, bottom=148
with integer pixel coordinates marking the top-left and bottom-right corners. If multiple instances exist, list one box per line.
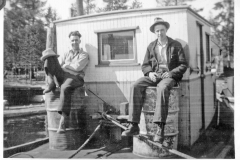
left=122, top=18, right=187, bottom=144
left=41, top=31, right=89, bottom=133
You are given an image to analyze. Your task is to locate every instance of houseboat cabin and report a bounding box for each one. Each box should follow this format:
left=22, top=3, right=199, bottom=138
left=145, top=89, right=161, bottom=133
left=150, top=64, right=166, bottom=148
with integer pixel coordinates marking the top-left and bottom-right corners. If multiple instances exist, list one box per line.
left=53, top=6, right=215, bottom=149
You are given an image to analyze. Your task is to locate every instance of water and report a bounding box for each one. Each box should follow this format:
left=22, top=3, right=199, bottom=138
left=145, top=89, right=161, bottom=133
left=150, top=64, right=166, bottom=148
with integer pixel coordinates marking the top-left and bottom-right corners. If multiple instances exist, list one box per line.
left=4, top=114, right=47, bottom=148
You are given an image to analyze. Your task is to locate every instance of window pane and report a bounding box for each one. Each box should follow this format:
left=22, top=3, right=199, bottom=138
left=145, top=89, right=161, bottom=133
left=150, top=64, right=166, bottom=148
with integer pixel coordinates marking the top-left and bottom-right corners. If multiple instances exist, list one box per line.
left=101, top=31, right=134, bottom=61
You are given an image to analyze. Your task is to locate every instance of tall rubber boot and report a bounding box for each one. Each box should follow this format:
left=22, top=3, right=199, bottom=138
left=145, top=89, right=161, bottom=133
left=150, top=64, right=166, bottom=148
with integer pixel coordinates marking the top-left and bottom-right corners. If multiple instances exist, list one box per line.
left=43, top=74, right=56, bottom=94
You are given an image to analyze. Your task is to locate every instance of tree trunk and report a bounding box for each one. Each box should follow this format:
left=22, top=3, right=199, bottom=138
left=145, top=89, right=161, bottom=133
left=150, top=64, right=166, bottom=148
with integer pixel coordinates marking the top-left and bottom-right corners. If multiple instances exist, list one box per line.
left=76, top=0, right=84, bottom=16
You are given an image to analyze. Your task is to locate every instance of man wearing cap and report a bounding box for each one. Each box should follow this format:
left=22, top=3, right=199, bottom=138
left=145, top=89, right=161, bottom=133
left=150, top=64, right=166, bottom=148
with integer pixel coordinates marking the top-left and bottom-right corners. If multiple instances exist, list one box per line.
left=41, top=31, right=89, bottom=133
left=122, top=18, right=187, bottom=144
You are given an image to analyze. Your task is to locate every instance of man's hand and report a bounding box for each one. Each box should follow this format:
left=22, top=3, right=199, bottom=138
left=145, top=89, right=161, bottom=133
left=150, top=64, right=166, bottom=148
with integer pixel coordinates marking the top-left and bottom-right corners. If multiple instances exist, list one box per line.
left=62, top=63, right=70, bottom=69
left=161, top=72, right=172, bottom=79
left=149, top=72, right=158, bottom=82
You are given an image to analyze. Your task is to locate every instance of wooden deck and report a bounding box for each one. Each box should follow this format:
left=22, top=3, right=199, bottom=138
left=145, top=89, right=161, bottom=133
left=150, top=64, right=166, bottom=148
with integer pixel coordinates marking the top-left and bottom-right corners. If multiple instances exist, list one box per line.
left=5, top=121, right=234, bottom=159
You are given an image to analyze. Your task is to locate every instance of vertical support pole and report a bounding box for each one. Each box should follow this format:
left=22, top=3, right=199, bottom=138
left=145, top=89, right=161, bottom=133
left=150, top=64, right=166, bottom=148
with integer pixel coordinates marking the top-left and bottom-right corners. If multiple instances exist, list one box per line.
left=30, top=63, right=32, bottom=84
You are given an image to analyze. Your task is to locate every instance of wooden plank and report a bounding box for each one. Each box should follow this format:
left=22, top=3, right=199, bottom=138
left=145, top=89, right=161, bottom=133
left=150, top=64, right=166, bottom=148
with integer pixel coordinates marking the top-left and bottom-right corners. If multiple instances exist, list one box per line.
left=205, top=142, right=225, bottom=158
left=216, top=145, right=232, bottom=159
left=4, top=138, right=49, bottom=158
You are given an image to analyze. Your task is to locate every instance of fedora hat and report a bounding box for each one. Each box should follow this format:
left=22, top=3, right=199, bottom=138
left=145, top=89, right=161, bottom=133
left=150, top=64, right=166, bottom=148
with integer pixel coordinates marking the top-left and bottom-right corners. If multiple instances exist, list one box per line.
left=41, top=48, right=59, bottom=61
left=150, top=17, right=170, bottom=33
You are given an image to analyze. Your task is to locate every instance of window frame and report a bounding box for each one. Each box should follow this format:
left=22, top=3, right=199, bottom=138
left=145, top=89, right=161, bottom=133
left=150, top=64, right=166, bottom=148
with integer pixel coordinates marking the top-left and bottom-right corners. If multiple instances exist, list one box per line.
left=205, top=33, right=211, bottom=63
left=95, top=26, right=139, bottom=66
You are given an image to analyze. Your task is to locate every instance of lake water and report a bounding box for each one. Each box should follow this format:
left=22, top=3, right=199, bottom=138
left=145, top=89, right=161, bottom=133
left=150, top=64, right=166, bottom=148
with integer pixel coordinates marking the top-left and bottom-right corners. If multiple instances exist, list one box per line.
left=4, top=114, right=47, bottom=148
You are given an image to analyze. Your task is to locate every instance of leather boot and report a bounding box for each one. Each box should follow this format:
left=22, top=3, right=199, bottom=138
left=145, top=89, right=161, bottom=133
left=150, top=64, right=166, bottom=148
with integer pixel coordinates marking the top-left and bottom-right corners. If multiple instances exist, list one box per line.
left=122, top=122, right=140, bottom=136
left=153, top=122, right=165, bottom=144
left=43, top=74, right=56, bottom=94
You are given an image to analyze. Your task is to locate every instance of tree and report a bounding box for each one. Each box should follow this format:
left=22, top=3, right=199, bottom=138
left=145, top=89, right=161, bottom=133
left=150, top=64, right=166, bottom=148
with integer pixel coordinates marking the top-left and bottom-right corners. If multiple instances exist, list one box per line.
left=84, top=0, right=96, bottom=14
left=129, top=0, right=142, bottom=9
left=4, top=0, right=50, bottom=70
left=211, top=0, right=234, bottom=57
left=70, top=0, right=96, bottom=17
left=18, top=24, right=46, bottom=69
left=98, top=0, right=128, bottom=12
left=44, top=6, right=59, bottom=25
left=155, top=0, right=202, bottom=12
left=156, top=0, right=189, bottom=6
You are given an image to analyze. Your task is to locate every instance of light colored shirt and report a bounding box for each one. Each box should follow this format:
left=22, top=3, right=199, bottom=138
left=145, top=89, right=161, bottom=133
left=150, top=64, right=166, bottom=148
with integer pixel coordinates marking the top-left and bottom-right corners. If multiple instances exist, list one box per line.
left=59, top=48, right=89, bottom=78
left=155, top=40, right=168, bottom=72
left=157, top=40, right=168, bottom=64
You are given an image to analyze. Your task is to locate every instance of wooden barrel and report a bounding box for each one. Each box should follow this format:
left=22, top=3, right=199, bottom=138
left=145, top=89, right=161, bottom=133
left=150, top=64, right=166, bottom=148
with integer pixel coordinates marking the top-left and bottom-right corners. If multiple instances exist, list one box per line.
left=45, top=86, right=87, bottom=150
left=133, top=86, right=179, bottom=158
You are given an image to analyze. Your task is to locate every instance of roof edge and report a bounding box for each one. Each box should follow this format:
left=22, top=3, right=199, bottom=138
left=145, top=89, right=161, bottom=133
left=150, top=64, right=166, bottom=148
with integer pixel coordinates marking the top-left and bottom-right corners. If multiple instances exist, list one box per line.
left=53, top=5, right=212, bottom=26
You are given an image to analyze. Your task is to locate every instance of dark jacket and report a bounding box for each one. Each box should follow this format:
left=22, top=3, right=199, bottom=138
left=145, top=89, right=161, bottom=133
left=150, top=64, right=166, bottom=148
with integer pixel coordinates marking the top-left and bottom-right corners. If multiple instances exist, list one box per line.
left=142, top=36, right=188, bottom=82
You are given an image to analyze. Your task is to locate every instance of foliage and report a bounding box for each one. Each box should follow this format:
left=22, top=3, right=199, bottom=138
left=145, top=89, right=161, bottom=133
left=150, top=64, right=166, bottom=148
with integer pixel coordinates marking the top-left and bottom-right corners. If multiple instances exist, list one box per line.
left=156, top=0, right=192, bottom=6
left=18, top=24, right=46, bottom=69
left=4, top=0, right=57, bottom=70
left=70, top=0, right=96, bottom=16
left=99, top=0, right=128, bottom=11
left=129, top=0, right=142, bottom=9
left=44, top=6, right=59, bottom=25
left=84, top=0, right=96, bottom=14
left=155, top=0, right=202, bottom=13
left=210, top=0, right=234, bottom=56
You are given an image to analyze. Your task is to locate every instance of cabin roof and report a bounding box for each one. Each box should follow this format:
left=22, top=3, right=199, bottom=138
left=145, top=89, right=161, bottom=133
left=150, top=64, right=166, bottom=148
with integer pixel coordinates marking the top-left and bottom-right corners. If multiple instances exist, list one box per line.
left=53, top=6, right=212, bottom=26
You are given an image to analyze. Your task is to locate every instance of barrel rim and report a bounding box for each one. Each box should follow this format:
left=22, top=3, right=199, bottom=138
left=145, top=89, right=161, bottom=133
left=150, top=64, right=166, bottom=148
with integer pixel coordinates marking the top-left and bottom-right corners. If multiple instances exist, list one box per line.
left=48, top=127, right=82, bottom=131
left=142, top=109, right=179, bottom=113
left=139, top=131, right=179, bottom=136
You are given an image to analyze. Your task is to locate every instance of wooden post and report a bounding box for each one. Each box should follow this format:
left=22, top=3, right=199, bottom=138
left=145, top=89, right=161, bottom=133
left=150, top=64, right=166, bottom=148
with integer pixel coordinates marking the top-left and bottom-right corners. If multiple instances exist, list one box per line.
left=46, top=23, right=57, bottom=53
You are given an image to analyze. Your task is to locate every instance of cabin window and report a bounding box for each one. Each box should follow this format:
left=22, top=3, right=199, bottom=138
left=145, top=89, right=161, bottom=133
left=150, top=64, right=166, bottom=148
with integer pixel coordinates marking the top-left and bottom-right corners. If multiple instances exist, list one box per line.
left=205, top=33, right=210, bottom=62
left=97, top=30, right=137, bottom=65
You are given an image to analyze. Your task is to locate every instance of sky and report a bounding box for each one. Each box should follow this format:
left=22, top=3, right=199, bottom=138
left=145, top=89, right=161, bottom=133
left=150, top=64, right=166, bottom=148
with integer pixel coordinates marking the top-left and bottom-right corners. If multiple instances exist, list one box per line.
left=46, top=0, right=221, bottom=20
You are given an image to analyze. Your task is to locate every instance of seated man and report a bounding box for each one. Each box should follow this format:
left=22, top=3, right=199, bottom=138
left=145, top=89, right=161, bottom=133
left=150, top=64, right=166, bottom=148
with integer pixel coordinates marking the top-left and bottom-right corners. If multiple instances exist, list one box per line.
left=122, top=18, right=188, bottom=144
left=41, top=31, right=89, bottom=133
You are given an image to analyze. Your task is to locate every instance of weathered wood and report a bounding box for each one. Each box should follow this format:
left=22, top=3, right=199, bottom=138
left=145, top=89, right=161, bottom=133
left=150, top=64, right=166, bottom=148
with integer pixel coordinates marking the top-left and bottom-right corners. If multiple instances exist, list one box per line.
left=46, top=23, right=57, bottom=53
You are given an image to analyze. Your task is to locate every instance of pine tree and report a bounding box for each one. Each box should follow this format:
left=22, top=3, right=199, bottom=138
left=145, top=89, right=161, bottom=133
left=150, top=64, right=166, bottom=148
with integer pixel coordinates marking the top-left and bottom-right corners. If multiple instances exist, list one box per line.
left=129, top=0, right=142, bottom=9
left=98, top=0, right=128, bottom=12
left=18, top=24, right=46, bottom=69
left=84, top=0, right=96, bottom=14
left=211, top=0, right=234, bottom=57
left=4, top=0, right=55, bottom=70
left=44, top=6, right=59, bottom=25
left=155, top=0, right=202, bottom=12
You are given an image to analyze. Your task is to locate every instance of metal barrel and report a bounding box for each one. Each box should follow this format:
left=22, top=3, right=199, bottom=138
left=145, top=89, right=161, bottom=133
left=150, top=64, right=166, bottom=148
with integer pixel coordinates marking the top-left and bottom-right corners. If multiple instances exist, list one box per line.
left=133, top=86, right=180, bottom=158
left=45, top=86, right=87, bottom=150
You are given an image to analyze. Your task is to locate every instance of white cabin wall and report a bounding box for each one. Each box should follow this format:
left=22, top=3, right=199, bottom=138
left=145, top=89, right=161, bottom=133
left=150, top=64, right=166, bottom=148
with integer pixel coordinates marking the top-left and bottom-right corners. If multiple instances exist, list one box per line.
left=54, top=9, right=214, bottom=147
left=55, top=10, right=190, bottom=107
left=55, top=10, right=189, bottom=83
left=186, top=11, right=215, bottom=146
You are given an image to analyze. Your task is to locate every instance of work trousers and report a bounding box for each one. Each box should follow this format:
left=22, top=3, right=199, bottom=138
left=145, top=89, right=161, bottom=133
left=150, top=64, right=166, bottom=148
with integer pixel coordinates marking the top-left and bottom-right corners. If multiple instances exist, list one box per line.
left=128, top=76, right=176, bottom=124
left=44, top=56, right=84, bottom=116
